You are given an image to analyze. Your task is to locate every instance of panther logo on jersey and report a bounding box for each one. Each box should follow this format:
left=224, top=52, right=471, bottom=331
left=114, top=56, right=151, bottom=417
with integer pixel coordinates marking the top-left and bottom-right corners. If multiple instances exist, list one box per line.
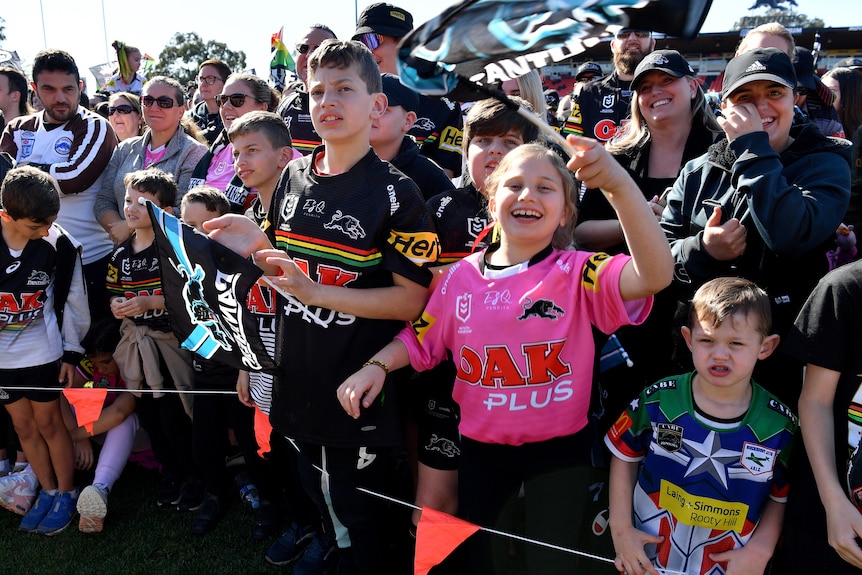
left=324, top=210, right=366, bottom=239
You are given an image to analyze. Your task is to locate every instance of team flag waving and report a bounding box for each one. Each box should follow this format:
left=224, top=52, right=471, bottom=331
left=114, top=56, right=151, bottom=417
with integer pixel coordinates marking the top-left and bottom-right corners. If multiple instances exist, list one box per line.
left=397, top=0, right=713, bottom=98
left=270, top=27, right=296, bottom=90
left=145, top=200, right=277, bottom=373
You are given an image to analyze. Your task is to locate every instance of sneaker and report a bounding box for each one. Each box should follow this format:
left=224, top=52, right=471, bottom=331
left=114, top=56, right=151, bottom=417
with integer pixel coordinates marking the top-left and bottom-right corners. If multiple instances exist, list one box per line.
left=0, top=468, right=39, bottom=516
left=0, top=459, right=11, bottom=477
left=19, top=489, right=55, bottom=532
left=191, top=493, right=226, bottom=536
left=177, top=479, right=205, bottom=512
left=252, top=499, right=280, bottom=541
left=156, top=474, right=181, bottom=508
left=37, top=491, right=77, bottom=535
left=294, top=532, right=338, bottom=575
left=265, top=522, right=315, bottom=566
left=77, top=484, right=109, bottom=533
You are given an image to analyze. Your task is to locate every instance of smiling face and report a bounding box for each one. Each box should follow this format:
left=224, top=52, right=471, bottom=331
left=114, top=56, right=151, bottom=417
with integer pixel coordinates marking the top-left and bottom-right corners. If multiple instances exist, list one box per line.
left=636, top=71, right=696, bottom=126
left=611, top=31, right=655, bottom=76
left=218, top=79, right=268, bottom=131
left=123, top=187, right=158, bottom=229
left=682, top=311, right=777, bottom=393
left=466, top=130, right=525, bottom=194
left=308, top=64, right=384, bottom=146
left=297, top=27, right=337, bottom=84
left=32, top=69, right=81, bottom=124
left=488, top=154, right=569, bottom=258
left=141, top=82, right=184, bottom=137
left=108, top=95, right=142, bottom=141
left=724, top=79, right=795, bottom=152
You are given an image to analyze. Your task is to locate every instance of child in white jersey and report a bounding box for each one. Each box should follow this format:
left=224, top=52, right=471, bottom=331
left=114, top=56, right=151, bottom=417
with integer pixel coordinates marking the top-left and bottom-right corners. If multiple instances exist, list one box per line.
left=337, top=141, right=674, bottom=573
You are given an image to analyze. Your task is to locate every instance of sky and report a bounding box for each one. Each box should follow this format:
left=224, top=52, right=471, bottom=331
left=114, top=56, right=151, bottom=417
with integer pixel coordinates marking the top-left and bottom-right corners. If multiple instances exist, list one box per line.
left=0, top=0, right=855, bottom=90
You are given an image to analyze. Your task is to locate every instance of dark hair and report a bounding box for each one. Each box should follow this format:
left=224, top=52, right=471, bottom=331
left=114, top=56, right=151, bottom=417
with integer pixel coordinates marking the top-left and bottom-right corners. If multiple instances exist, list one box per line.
left=308, top=40, right=382, bottom=94
left=143, top=75, right=185, bottom=106
left=181, top=185, right=231, bottom=217
left=198, top=59, right=232, bottom=82
left=688, top=277, right=772, bottom=337
left=32, top=49, right=80, bottom=84
left=0, top=67, right=33, bottom=117
left=82, top=317, right=122, bottom=355
left=0, top=165, right=61, bottom=224
left=310, top=23, right=337, bottom=39
left=228, top=110, right=293, bottom=149
left=463, top=96, right=540, bottom=152
left=123, top=168, right=178, bottom=208
left=224, top=73, right=280, bottom=112
left=824, top=67, right=862, bottom=139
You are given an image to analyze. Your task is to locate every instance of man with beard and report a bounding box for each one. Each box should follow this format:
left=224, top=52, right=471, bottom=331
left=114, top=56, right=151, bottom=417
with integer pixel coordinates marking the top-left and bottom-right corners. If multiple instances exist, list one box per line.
left=0, top=49, right=116, bottom=320
left=561, top=28, right=655, bottom=143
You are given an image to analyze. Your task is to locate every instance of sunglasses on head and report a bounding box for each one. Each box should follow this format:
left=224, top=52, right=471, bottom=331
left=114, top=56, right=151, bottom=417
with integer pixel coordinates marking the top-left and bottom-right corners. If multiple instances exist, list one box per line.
left=141, top=96, right=177, bottom=109
left=358, top=33, right=384, bottom=51
left=615, top=29, right=651, bottom=40
left=215, top=93, right=259, bottom=108
left=197, top=75, right=223, bottom=85
left=108, top=104, right=135, bottom=116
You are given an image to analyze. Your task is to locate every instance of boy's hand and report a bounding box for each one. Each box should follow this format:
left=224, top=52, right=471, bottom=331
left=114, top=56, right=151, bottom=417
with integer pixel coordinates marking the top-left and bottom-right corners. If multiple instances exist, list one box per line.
left=565, top=134, right=633, bottom=194
left=709, top=540, right=772, bottom=575
left=236, top=371, right=254, bottom=408
left=337, top=364, right=387, bottom=419
left=702, top=207, right=747, bottom=261
left=204, top=214, right=271, bottom=258
left=111, top=295, right=156, bottom=318
left=823, top=496, right=862, bottom=569
left=611, top=525, right=663, bottom=575
left=260, top=249, right=319, bottom=305
left=59, top=362, right=76, bottom=386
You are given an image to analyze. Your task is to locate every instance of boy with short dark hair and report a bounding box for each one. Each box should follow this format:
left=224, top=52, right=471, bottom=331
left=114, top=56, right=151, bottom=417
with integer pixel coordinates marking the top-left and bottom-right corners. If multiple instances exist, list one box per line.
left=206, top=39, right=439, bottom=573
left=0, top=165, right=89, bottom=535
left=606, top=277, right=797, bottom=575
left=180, top=185, right=231, bottom=234
left=106, top=168, right=200, bottom=512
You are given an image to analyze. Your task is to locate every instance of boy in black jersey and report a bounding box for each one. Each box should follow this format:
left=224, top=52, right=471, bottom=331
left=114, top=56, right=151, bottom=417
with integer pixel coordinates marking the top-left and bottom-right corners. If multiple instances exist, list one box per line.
left=106, top=168, right=200, bottom=511
left=206, top=39, right=439, bottom=574
left=0, top=166, right=88, bottom=535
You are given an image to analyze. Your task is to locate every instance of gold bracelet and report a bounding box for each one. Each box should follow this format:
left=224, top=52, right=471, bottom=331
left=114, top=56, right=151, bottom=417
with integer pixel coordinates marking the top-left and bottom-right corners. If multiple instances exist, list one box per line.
left=362, top=359, right=389, bottom=374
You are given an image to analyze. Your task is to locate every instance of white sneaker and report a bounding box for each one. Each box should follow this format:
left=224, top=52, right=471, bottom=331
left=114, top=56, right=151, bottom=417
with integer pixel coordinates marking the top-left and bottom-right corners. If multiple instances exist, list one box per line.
left=77, top=484, right=109, bottom=533
left=0, top=467, right=39, bottom=516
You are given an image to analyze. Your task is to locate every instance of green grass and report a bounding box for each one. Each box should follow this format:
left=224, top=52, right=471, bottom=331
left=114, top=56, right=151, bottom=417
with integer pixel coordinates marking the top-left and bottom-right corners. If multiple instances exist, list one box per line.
left=0, top=464, right=288, bottom=575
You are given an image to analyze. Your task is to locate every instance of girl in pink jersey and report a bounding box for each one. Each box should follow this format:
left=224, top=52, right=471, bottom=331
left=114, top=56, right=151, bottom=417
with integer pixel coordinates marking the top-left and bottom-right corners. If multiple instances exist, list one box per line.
left=338, top=139, right=673, bottom=574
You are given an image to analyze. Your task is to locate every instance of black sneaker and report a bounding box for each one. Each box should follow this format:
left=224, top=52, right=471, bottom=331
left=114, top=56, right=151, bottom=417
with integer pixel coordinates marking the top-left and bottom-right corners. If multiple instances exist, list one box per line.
left=177, top=480, right=205, bottom=512
left=252, top=499, right=280, bottom=541
left=156, top=475, right=181, bottom=508
left=294, top=532, right=337, bottom=575
left=265, top=522, right=315, bottom=566
left=192, top=493, right=225, bottom=536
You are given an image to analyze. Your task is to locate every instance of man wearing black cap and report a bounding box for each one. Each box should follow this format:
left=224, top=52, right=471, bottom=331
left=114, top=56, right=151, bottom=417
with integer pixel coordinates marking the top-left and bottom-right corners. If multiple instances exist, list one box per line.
left=793, top=46, right=845, bottom=138
left=354, top=2, right=464, bottom=179
left=561, top=28, right=654, bottom=142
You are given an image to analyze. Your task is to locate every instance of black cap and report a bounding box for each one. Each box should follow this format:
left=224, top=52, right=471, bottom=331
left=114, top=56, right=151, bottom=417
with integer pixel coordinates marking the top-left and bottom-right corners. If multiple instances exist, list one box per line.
left=631, top=50, right=695, bottom=91
left=793, top=46, right=817, bottom=91
left=834, top=57, right=862, bottom=70
left=575, top=61, right=603, bottom=81
left=381, top=73, right=419, bottom=112
left=721, top=48, right=797, bottom=100
left=354, top=3, right=413, bottom=38
left=544, top=89, right=560, bottom=109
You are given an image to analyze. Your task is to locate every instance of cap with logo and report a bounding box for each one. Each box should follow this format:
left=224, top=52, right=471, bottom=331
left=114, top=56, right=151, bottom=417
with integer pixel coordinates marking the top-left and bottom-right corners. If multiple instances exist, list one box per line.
left=354, top=3, right=414, bottom=38
left=381, top=73, right=419, bottom=112
left=631, top=50, right=695, bottom=91
left=575, top=61, right=603, bottom=82
left=543, top=89, right=560, bottom=109
left=721, top=47, right=797, bottom=100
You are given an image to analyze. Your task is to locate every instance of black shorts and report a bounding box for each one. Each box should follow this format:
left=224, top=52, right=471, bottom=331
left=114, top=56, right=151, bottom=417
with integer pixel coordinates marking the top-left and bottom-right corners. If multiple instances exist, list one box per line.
left=405, top=362, right=461, bottom=471
left=0, top=361, right=64, bottom=404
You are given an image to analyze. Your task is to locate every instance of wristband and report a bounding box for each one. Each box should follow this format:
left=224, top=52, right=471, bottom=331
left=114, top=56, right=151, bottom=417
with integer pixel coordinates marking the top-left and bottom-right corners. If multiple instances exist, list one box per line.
left=362, top=359, right=389, bottom=374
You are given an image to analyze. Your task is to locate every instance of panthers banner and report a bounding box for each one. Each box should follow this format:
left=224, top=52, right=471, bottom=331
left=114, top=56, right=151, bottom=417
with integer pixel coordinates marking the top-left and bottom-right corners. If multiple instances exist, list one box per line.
left=397, top=0, right=712, bottom=97
left=146, top=200, right=277, bottom=372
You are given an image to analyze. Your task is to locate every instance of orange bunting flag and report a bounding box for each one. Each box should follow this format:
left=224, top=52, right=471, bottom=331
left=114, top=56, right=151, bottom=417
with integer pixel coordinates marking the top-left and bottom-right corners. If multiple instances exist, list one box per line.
left=62, top=388, right=108, bottom=435
left=253, top=404, right=272, bottom=457
left=414, top=507, right=480, bottom=575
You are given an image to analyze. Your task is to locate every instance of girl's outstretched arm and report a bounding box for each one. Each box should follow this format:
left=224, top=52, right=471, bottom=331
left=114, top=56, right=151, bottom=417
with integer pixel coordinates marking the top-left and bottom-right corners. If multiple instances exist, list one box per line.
left=566, top=134, right=673, bottom=301
left=337, top=339, right=411, bottom=419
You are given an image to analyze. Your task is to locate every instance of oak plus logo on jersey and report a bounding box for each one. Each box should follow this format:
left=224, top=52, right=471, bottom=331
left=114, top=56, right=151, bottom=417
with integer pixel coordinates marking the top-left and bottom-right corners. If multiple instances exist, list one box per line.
left=324, top=210, right=366, bottom=239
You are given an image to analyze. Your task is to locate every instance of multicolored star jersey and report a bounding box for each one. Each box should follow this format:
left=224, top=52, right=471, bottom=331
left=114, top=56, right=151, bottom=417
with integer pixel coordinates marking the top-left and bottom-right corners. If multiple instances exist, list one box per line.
left=605, top=373, right=797, bottom=574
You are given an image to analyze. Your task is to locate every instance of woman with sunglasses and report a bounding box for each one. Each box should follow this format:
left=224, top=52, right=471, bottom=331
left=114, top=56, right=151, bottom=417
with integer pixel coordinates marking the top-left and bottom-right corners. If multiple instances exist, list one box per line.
left=106, top=92, right=143, bottom=142
left=186, top=73, right=286, bottom=213
left=94, top=76, right=207, bottom=244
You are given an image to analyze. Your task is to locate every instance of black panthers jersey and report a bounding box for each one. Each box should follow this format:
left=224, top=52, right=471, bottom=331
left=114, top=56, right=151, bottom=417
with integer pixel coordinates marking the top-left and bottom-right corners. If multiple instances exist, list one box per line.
left=561, top=71, right=634, bottom=142
left=427, top=183, right=491, bottom=264
left=106, top=239, right=172, bottom=332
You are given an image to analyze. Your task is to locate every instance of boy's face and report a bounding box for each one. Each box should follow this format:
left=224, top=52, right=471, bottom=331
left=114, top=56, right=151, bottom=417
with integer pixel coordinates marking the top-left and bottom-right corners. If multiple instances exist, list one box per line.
left=308, top=65, right=386, bottom=145
left=370, top=104, right=415, bottom=147
left=467, top=130, right=525, bottom=194
left=722, top=80, right=795, bottom=152
left=231, top=132, right=291, bottom=192
left=181, top=202, right=221, bottom=234
left=682, top=311, right=778, bottom=392
left=123, top=187, right=158, bottom=230
left=0, top=211, right=56, bottom=243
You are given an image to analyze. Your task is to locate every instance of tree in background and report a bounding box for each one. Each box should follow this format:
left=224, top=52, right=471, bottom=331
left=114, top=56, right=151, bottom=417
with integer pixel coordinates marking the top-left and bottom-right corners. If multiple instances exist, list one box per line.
left=150, top=32, right=246, bottom=86
left=0, top=17, right=6, bottom=42
left=734, top=8, right=825, bottom=29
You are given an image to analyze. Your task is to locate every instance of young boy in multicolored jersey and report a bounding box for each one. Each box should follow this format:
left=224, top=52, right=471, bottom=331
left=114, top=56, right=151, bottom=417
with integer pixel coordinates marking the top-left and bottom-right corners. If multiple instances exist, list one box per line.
left=606, top=277, right=798, bottom=575
left=0, top=165, right=89, bottom=535
left=106, top=168, right=199, bottom=511
left=205, top=39, right=439, bottom=574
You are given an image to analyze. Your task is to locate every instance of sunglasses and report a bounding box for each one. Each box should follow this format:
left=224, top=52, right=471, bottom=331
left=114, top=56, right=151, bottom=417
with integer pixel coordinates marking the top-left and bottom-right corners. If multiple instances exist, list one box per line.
left=615, top=30, right=651, bottom=40
left=358, top=33, right=384, bottom=51
left=141, top=96, right=177, bottom=109
left=197, top=75, right=223, bottom=85
left=215, top=93, right=260, bottom=108
left=108, top=104, right=135, bottom=116
left=296, top=43, right=324, bottom=55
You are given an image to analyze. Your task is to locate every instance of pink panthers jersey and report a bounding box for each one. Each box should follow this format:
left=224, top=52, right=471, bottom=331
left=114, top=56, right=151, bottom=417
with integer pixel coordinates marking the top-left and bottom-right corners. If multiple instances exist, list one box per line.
left=397, top=247, right=652, bottom=445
